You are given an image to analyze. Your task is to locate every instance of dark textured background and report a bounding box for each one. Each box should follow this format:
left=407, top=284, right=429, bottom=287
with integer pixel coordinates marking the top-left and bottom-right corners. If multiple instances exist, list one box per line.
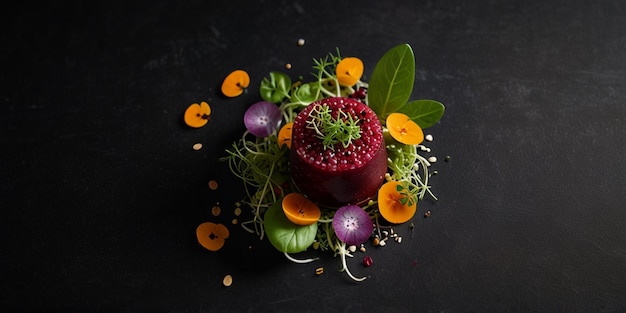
left=2, top=0, right=625, bottom=312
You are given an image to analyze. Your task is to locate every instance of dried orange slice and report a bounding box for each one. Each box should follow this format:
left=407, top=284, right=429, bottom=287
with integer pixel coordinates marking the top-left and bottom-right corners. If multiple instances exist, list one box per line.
left=196, top=222, right=229, bottom=251
left=184, top=101, right=211, bottom=128
left=282, top=193, right=321, bottom=225
left=221, top=70, right=250, bottom=97
left=277, top=122, right=293, bottom=149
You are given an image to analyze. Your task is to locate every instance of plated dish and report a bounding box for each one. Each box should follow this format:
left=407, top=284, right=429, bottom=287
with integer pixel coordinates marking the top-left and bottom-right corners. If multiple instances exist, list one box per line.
left=190, top=43, right=445, bottom=282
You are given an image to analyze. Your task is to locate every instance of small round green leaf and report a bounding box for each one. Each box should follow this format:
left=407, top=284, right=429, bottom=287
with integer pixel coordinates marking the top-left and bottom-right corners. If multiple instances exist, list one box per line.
left=260, top=71, right=292, bottom=104
left=264, top=200, right=318, bottom=253
left=292, top=82, right=320, bottom=105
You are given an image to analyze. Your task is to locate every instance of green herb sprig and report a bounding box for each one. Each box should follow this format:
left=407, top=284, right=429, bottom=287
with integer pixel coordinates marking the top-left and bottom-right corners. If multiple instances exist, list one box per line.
left=305, top=104, right=361, bottom=150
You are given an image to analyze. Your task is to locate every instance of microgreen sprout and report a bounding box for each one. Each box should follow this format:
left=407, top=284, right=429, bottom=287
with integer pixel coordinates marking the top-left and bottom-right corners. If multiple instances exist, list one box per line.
left=305, top=104, right=361, bottom=150
left=396, top=182, right=417, bottom=207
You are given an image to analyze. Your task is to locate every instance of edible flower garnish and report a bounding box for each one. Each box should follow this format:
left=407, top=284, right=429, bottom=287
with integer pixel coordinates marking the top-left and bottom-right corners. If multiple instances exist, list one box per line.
left=277, top=122, right=293, bottom=149
left=377, top=181, right=417, bottom=224
left=243, top=101, right=282, bottom=137
left=332, top=204, right=374, bottom=282
left=335, top=57, right=364, bottom=87
left=196, top=222, right=229, bottom=251
left=221, top=69, right=250, bottom=97
left=184, top=101, right=211, bottom=128
left=282, top=192, right=321, bottom=226
left=332, top=205, right=373, bottom=245
left=386, top=112, right=424, bottom=145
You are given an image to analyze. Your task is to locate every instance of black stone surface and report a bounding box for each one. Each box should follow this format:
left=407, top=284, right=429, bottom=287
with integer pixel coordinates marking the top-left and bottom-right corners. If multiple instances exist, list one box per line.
left=2, top=1, right=625, bottom=312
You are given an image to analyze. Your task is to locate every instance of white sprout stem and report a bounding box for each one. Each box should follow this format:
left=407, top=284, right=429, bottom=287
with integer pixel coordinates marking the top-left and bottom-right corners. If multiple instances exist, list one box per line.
left=338, top=242, right=366, bottom=282
left=413, top=152, right=438, bottom=200
left=240, top=220, right=256, bottom=234
left=284, top=252, right=319, bottom=264
left=333, top=78, right=341, bottom=96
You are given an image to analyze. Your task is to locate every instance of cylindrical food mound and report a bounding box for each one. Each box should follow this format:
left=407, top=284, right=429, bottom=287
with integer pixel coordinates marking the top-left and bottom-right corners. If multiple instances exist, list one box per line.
left=289, top=97, right=388, bottom=208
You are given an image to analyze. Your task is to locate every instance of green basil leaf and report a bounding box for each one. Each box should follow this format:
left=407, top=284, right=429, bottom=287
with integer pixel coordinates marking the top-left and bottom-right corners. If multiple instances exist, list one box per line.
left=367, top=44, right=415, bottom=119
left=397, top=99, right=445, bottom=129
left=264, top=200, right=317, bottom=253
left=260, top=71, right=292, bottom=103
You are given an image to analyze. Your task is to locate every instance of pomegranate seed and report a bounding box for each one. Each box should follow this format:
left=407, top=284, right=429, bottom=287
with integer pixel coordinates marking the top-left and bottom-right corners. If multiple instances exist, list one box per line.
left=363, top=256, right=373, bottom=267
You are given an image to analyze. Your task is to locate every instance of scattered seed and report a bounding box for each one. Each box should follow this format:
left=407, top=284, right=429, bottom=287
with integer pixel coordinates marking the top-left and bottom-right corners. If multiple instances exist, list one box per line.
left=348, top=245, right=357, bottom=253
left=395, top=236, right=403, bottom=243
left=428, top=156, right=438, bottom=163
left=315, top=267, right=324, bottom=275
left=211, top=205, right=221, bottom=216
left=231, top=218, right=238, bottom=225
left=445, top=155, right=451, bottom=162
left=192, top=143, right=203, bottom=151
left=363, top=256, right=373, bottom=267
left=425, top=134, right=433, bottom=142
left=234, top=207, right=242, bottom=216
left=378, top=239, right=386, bottom=247
left=285, top=63, right=292, bottom=70
left=312, top=241, right=320, bottom=250
left=222, top=274, right=233, bottom=287
left=359, top=245, right=366, bottom=253
left=208, top=180, right=218, bottom=190
left=372, top=237, right=380, bottom=246
left=424, top=210, right=431, bottom=218
left=297, top=38, right=305, bottom=46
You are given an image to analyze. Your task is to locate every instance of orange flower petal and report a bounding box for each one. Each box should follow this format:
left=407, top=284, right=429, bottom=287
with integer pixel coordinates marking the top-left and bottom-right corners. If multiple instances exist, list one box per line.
left=184, top=101, right=212, bottom=128
left=221, top=70, right=250, bottom=97
left=336, top=57, right=364, bottom=87
left=277, top=122, right=293, bottom=149
left=386, top=113, right=424, bottom=145
left=377, top=181, right=417, bottom=224
left=196, top=222, right=230, bottom=251
left=282, top=193, right=321, bottom=225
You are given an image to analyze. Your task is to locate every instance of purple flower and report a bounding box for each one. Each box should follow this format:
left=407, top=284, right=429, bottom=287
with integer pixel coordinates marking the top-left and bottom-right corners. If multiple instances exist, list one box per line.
left=244, top=101, right=282, bottom=137
left=332, top=205, right=373, bottom=245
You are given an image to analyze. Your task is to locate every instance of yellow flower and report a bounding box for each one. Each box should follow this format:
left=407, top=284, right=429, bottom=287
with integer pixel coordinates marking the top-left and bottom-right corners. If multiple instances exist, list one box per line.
left=184, top=101, right=211, bottom=128
left=196, top=222, right=230, bottom=251
left=221, top=70, right=250, bottom=97
left=277, top=122, right=294, bottom=149
left=386, top=112, right=424, bottom=145
left=336, top=57, right=363, bottom=87
left=377, top=181, right=417, bottom=224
